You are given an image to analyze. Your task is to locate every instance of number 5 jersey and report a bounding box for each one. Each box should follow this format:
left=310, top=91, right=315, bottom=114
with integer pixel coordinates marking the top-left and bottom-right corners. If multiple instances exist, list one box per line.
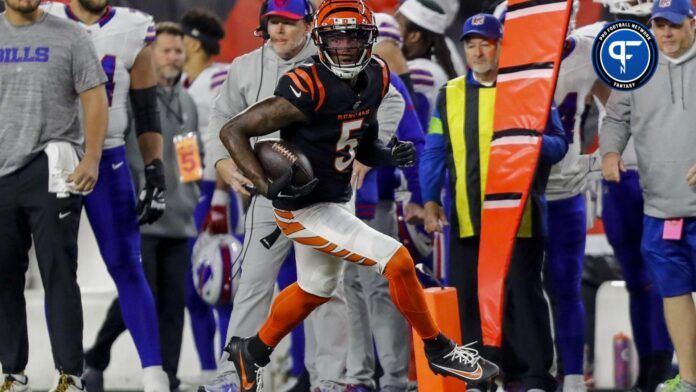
left=273, top=56, right=390, bottom=211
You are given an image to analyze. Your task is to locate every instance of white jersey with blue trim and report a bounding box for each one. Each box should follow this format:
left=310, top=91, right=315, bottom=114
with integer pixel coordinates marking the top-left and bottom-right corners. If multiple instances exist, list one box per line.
left=182, top=63, right=230, bottom=180
left=43, top=2, right=156, bottom=149
left=408, top=58, right=448, bottom=128
left=547, top=22, right=605, bottom=200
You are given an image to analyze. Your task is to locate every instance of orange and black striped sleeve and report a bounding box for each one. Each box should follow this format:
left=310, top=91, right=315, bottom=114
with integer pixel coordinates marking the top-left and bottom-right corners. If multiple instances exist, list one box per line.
left=373, top=56, right=391, bottom=99
left=275, top=65, right=322, bottom=117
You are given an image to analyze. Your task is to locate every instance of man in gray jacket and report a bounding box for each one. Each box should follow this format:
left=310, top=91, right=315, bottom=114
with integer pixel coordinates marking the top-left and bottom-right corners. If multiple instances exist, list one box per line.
left=83, top=22, right=200, bottom=391
left=601, top=1, right=696, bottom=390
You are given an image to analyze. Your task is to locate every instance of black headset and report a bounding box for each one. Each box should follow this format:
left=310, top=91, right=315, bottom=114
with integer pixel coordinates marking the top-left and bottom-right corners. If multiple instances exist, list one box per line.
left=255, top=0, right=315, bottom=40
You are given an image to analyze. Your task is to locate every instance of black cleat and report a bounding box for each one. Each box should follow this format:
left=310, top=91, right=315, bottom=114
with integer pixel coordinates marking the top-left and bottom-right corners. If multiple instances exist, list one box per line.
left=225, top=337, right=268, bottom=392
left=426, top=340, right=499, bottom=383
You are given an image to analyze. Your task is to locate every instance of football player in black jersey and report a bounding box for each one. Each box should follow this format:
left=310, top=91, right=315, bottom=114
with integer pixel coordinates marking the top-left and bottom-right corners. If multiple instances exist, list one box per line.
left=217, top=1, right=499, bottom=390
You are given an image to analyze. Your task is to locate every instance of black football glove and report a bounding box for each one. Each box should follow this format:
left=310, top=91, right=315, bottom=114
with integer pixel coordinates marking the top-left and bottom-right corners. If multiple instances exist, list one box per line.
left=389, top=136, right=416, bottom=168
left=137, top=158, right=166, bottom=225
left=266, top=165, right=318, bottom=201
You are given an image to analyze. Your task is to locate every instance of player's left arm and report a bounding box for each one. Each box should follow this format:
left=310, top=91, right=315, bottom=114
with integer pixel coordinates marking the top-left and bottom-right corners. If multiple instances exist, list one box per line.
left=130, top=45, right=163, bottom=165
left=219, top=96, right=309, bottom=197
left=355, top=121, right=416, bottom=168
left=355, top=59, right=415, bottom=168
left=130, top=45, right=166, bottom=224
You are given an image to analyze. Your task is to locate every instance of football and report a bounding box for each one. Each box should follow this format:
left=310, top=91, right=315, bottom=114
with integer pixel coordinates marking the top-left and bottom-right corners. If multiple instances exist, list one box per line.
left=254, top=139, right=314, bottom=186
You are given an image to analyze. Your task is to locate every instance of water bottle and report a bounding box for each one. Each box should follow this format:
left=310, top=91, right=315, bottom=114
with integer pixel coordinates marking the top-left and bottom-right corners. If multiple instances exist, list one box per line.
left=614, top=333, right=631, bottom=388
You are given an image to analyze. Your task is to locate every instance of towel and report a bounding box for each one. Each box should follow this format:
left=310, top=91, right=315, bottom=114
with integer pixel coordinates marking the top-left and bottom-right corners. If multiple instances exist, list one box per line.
left=44, top=142, right=91, bottom=198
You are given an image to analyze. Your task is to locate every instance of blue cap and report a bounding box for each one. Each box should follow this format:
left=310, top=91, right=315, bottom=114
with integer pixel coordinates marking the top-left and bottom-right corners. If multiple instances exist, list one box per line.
left=460, top=13, right=503, bottom=41
left=651, top=0, right=695, bottom=24
left=262, top=0, right=310, bottom=21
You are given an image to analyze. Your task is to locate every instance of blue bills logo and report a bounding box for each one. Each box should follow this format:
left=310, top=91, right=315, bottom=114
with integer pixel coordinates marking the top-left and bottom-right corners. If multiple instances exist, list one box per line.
left=0, top=47, right=49, bottom=63
left=592, top=21, right=658, bottom=90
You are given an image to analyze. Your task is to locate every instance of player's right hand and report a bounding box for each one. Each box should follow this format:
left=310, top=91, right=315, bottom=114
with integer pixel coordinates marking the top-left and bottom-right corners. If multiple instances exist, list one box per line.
left=424, top=201, right=448, bottom=233
left=601, top=152, right=625, bottom=183
left=68, top=154, right=100, bottom=192
left=216, top=158, right=255, bottom=196
left=266, top=165, right=318, bottom=201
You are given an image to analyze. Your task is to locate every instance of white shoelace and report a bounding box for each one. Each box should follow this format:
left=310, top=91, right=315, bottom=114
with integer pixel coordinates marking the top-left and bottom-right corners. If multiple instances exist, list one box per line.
left=443, top=341, right=480, bottom=367
left=206, top=349, right=264, bottom=391
left=255, top=367, right=265, bottom=391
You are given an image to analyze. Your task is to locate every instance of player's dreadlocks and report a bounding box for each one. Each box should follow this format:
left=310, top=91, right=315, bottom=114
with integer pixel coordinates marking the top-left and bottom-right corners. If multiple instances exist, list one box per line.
left=401, top=20, right=456, bottom=79
left=400, top=0, right=457, bottom=79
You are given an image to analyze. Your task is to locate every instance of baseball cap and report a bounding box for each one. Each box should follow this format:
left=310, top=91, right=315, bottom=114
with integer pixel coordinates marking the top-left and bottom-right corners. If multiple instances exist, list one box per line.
left=650, top=0, right=695, bottom=24
left=262, top=0, right=310, bottom=21
left=461, top=13, right=503, bottom=41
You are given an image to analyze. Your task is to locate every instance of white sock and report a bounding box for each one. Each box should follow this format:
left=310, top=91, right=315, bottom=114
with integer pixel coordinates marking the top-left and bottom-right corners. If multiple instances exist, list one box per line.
left=142, top=366, right=169, bottom=388
left=563, top=374, right=587, bottom=391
